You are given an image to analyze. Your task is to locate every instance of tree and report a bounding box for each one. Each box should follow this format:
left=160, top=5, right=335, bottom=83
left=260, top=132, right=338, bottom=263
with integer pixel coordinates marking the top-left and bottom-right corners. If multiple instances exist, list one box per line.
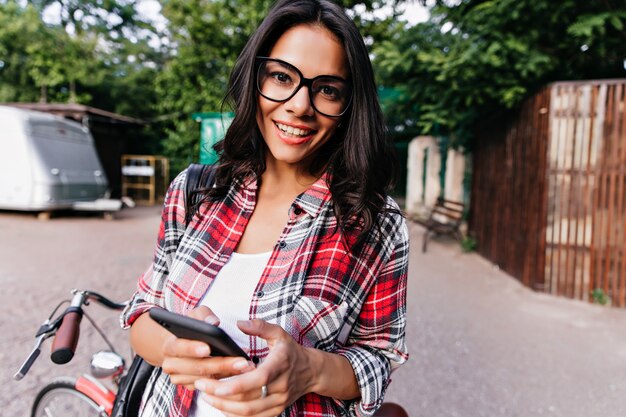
left=373, top=0, right=626, bottom=147
left=29, top=0, right=153, bottom=40
left=0, top=0, right=161, bottom=115
left=154, top=0, right=278, bottom=174
left=0, top=2, right=55, bottom=102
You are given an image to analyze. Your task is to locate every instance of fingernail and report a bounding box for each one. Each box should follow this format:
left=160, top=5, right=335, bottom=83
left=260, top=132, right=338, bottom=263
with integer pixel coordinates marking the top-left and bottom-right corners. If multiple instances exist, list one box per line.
left=237, top=319, right=252, bottom=330
left=196, top=345, right=211, bottom=356
left=232, top=359, right=250, bottom=370
left=195, top=380, right=207, bottom=391
left=205, top=315, right=220, bottom=326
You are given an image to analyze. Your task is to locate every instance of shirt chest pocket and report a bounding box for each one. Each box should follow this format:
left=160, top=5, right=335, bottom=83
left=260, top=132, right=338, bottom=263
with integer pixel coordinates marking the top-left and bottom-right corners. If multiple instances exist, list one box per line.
left=290, top=296, right=350, bottom=350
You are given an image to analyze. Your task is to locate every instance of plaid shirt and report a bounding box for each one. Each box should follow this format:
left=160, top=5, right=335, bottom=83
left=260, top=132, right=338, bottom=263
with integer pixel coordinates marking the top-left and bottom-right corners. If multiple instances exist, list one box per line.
left=121, top=168, right=409, bottom=417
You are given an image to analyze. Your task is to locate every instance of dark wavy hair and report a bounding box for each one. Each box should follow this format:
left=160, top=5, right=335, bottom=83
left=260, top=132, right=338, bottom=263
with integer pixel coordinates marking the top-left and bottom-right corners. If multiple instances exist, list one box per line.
left=202, top=0, right=399, bottom=249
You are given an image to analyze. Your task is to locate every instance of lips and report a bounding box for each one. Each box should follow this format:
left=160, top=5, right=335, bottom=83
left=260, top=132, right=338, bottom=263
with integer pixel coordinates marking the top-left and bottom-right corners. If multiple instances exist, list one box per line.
left=273, top=121, right=316, bottom=145
left=274, top=122, right=315, bottom=137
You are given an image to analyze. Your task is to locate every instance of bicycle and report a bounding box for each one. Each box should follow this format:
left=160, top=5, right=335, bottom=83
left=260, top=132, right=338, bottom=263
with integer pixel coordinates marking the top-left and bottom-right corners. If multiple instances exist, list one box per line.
left=15, top=289, right=127, bottom=417
left=16, top=288, right=409, bottom=417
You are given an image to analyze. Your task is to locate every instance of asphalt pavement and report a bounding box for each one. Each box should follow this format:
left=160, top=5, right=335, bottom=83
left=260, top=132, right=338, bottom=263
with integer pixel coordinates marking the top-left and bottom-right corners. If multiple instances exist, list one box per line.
left=1, top=207, right=626, bottom=416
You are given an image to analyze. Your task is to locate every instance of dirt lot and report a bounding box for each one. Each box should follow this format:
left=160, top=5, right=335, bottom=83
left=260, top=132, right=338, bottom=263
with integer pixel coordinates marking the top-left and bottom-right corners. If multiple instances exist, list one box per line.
left=2, top=206, right=626, bottom=416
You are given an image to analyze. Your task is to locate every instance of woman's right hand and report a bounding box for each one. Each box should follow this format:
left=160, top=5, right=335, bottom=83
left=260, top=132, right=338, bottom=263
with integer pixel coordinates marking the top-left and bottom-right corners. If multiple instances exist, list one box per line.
left=159, top=306, right=256, bottom=390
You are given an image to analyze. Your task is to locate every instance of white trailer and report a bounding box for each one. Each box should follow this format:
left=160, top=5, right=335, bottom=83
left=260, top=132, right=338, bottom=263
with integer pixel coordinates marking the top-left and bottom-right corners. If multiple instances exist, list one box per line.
left=0, top=105, right=122, bottom=216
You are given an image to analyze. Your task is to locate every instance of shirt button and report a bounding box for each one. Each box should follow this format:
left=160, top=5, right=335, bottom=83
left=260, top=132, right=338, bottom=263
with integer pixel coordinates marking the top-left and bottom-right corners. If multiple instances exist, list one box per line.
left=294, top=207, right=303, bottom=215
left=256, top=290, right=264, bottom=298
left=278, top=241, right=287, bottom=248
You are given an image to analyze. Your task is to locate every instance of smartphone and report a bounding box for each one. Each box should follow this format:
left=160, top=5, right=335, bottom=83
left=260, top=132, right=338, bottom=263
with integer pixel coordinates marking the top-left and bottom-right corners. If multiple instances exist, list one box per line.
left=149, top=307, right=249, bottom=360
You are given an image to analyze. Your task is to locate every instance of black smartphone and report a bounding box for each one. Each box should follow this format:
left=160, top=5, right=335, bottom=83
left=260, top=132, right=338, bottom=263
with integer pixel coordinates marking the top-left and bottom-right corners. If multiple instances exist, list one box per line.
left=149, top=307, right=249, bottom=360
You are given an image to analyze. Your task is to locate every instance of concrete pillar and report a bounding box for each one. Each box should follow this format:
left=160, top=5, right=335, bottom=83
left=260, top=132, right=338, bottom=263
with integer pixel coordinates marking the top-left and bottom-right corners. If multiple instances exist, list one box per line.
left=406, top=139, right=422, bottom=217
left=444, top=147, right=465, bottom=203
left=406, top=136, right=441, bottom=219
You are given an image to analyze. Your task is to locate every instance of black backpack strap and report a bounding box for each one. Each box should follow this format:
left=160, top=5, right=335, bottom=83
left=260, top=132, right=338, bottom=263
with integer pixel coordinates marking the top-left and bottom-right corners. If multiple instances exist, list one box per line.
left=109, top=356, right=155, bottom=417
left=184, top=163, right=216, bottom=225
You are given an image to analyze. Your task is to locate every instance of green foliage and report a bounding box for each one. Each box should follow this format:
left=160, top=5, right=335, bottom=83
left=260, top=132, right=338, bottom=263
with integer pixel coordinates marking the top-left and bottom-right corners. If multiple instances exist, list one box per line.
left=154, top=0, right=274, bottom=174
left=0, top=2, right=53, bottom=102
left=29, top=0, right=153, bottom=40
left=373, top=0, right=626, bottom=147
left=591, top=288, right=611, bottom=306
left=0, top=0, right=160, bottom=117
left=460, top=235, right=477, bottom=252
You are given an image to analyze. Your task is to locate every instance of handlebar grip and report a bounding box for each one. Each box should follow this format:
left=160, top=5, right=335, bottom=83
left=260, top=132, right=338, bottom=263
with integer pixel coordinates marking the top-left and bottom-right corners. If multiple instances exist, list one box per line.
left=51, top=311, right=82, bottom=364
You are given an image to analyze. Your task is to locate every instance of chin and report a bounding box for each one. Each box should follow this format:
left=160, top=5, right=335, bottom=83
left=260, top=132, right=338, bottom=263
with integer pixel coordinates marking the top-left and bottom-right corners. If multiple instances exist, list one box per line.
left=269, top=150, right=307, bottom=166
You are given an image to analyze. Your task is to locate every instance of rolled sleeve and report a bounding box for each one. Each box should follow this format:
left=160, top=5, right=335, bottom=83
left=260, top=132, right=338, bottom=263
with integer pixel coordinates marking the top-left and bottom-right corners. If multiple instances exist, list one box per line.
left=333, top=345, right=392, bottom=416
left=334, top=216, right=410, bottom=417
left=120, top=170, right=189, bottom=329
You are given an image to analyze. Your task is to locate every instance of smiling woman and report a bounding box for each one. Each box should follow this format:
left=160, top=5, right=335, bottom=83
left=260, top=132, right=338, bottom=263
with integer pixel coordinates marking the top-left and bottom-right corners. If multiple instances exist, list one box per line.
left=121, top=1, right=409, bottom=417
left=255, top=24, right=349, bottom=175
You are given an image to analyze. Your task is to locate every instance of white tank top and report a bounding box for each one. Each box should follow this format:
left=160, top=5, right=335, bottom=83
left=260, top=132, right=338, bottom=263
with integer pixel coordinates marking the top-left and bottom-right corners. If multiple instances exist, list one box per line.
left=190, top=251, right=272, bottom=417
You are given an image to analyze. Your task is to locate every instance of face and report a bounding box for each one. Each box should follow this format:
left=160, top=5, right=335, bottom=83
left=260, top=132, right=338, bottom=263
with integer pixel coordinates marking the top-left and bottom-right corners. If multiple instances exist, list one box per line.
left=256, top=24, right=349, bottom=174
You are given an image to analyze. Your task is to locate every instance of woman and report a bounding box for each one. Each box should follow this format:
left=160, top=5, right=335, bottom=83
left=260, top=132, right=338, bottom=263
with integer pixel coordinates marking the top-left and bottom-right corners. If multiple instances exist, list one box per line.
left=121, top=0, right=409, bottom=416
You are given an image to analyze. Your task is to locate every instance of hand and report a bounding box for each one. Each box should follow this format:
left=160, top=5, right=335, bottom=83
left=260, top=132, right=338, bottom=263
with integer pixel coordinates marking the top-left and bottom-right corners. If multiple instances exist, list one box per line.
left=160, top=307, right=256, bottom=390
left=194, top=319, right=316, bottom=417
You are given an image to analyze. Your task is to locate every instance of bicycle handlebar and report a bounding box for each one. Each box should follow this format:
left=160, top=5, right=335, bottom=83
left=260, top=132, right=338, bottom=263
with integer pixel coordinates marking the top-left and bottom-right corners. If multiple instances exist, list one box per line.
left=15, top=289, right=128, bottom=380
left=86, top=290, right=127, bottom=310
left=51, top=308, right=83, bottom=364
left=47, top=290, right=127, bottom=365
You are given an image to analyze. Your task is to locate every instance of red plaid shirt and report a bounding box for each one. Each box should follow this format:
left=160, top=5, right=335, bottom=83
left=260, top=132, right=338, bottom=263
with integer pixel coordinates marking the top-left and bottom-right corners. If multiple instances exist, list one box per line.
left=122, top=168, right=409, bottom=417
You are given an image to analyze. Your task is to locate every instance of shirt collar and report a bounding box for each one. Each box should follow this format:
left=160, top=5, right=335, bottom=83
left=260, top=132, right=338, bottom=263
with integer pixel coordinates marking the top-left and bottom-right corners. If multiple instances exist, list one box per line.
left=293, top=172, right=332, bottom=218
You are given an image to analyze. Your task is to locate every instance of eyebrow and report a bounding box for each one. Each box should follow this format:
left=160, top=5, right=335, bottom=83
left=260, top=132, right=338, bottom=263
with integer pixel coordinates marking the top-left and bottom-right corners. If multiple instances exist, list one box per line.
left=266, top=56, right=349, bottom=81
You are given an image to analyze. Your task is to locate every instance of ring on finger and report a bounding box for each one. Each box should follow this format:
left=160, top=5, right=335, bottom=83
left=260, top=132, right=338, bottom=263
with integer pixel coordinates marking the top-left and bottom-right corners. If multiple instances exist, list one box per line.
left=261, top=385, right=268, bottom=399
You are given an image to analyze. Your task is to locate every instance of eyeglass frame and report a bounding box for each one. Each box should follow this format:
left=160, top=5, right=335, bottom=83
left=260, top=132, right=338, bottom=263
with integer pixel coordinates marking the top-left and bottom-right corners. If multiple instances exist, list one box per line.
left=255, top=56, right=353, bottom=118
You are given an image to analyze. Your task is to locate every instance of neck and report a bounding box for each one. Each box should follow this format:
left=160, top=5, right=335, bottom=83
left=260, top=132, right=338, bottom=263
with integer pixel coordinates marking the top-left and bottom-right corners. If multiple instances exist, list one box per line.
left=261, top=159, right=320, bottom=198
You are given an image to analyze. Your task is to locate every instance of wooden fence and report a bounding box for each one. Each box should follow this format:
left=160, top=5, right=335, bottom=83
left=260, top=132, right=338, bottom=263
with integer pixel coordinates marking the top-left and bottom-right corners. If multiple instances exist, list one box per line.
left=470, top=79, right=626, bottom=307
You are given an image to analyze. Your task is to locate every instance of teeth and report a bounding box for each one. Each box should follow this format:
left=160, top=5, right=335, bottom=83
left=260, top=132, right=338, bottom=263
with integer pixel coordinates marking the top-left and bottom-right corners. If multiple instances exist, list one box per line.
left=276, top=122, right=312, bottom=137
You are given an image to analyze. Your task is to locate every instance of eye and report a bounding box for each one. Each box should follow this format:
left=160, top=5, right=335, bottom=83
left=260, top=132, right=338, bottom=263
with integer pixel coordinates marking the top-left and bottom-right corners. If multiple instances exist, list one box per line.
left=322, top=86, right=339, bottom=97
left=318, top=85, right=341, bottom=100
left=270, top=71, right=293, bottom=85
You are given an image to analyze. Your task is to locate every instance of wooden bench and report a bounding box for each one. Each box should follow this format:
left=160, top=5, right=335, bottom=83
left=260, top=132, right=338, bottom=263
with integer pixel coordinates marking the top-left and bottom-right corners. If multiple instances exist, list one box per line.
left=422, top=197, right=465, bottom=253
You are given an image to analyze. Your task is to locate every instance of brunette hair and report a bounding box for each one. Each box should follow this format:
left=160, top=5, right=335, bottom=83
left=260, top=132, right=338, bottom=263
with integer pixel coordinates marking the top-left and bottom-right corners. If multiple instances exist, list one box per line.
left=206, top=0, right=399, bottom=249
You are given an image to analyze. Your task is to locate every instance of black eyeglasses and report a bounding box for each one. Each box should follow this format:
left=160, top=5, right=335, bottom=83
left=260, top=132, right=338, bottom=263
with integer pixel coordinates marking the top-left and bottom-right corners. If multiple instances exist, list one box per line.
left=255, top=56, right=352, bottom=117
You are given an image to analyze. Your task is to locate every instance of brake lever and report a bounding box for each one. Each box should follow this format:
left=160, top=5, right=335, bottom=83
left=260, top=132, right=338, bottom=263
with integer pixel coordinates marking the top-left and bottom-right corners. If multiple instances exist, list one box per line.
left=35, top=318, right=62, bottom=338
left=14, top=332, right=52, bottom=381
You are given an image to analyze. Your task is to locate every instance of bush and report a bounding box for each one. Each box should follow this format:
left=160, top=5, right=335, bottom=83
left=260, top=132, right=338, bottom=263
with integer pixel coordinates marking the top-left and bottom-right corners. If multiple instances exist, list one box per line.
left=461, top=236, right=477, bottom=252
left=590, top=288, right=611, bottom=306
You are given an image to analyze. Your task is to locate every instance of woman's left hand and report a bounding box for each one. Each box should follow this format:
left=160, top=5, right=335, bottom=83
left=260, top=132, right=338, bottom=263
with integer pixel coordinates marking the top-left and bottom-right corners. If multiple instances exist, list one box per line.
left=194, top=319, right=316, bottom=417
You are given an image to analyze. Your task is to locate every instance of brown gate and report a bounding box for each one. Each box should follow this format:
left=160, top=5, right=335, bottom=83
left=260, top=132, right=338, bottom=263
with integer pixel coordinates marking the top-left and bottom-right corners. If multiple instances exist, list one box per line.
left=471, top=79, right=626, bottom=307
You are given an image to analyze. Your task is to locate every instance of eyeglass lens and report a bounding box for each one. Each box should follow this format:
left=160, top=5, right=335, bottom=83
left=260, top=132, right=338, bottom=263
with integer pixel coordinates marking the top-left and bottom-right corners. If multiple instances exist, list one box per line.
left=257, top=59, right=350, bottom=117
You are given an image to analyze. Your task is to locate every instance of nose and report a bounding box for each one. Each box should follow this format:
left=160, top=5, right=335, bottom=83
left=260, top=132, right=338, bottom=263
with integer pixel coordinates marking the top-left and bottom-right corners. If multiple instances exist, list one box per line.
left=284, top=85, right=315, bottom=117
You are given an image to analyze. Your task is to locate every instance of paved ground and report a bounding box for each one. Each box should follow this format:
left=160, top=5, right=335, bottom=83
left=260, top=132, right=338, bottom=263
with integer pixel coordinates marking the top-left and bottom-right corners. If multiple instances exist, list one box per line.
left=1, top=207, right=626, bottom=416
